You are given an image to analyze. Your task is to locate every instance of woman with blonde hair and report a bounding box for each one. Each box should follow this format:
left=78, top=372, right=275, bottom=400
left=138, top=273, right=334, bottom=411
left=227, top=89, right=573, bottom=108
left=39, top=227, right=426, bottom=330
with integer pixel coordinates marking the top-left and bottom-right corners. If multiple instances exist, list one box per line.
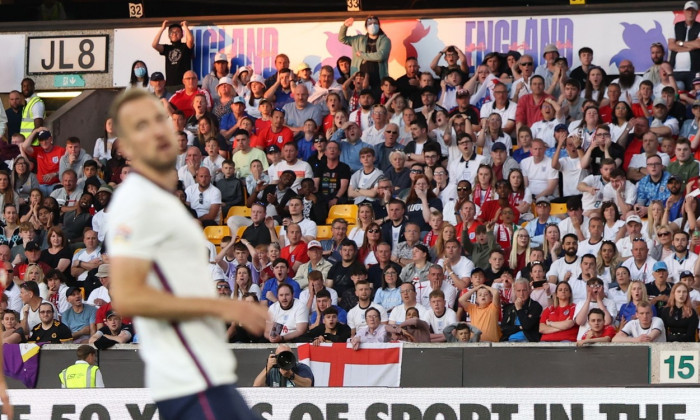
left=509, top=229, right=531, bottom=274
left=24, top=263, right=48, bottom=300
left=348, top=203, right=374, bottom=247
left=643, top=200, right=664, bottom=243
left=618, top=280, right=656, bottom=322
left=542, top=224, right=562, bottom=263
left=432, top=222, right=456, bottom=262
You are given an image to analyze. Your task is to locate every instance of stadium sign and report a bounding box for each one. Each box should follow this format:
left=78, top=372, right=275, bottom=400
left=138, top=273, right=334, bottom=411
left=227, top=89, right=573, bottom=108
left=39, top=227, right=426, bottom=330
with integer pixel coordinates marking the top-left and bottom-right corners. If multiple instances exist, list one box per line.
left=4, top=387, right=697, bottom=419
left=27, top=35, right=109, bottom=75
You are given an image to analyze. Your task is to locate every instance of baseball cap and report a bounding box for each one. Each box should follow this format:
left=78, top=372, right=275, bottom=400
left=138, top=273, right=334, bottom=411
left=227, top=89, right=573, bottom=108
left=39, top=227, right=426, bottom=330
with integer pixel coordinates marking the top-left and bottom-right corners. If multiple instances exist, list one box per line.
left=96, top=264, right=110, bottom=278
left=491, top=142, right=507, bottom=152
left=25, top=241, right=41, bottom=252
left=653, top=97, right=667, bottom=107
left=693, top=73, right=700, bottom=85
left=266, top=145, right=280, bottom=154
left=214, top=52, right=228, bottom=62
left=97, top=185, right=113, bottom=194
left=680, top=270, right=694, bottom=278
left=535, top=197, right=550, bottom=205
left=554, top=123, right=569, bottom=132
left=566, top=196, right=582, bottom=211
left=307, top=240, right=322, bottom=250
left=217, top=77, right=233, bottom=88
left=693, top=100, right=700, bottom=108
left=685, top=1, right=698, bottom=10
left=248, top=74, right=265, bottom=85
left=471, top=267, right=485, bottom=276
left=543, top=43, right=559, bottom=55
left=626, top=214, right=642, bottom=224
left=37, top=130, right=52, bottom=140
left=667, top=174, right=681, bottom=183
left=150, top=72, right=165, bottom=81
left=232, top=96, right=245, bottom=104
left=653, top=261, right=668, bottom=272
left=295, top=62, right=310, bottom=72
left=105, top=309, right=119, bottom=319
left=456, top=89, right=470, bottom=97
left=65, top=286, right=81, bottom=298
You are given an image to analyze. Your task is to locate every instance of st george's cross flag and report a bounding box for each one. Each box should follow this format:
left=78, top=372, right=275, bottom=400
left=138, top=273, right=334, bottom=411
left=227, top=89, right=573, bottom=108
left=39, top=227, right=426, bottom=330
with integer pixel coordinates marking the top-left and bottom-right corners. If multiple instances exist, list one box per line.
left=297, top=342, right=402, bottom=387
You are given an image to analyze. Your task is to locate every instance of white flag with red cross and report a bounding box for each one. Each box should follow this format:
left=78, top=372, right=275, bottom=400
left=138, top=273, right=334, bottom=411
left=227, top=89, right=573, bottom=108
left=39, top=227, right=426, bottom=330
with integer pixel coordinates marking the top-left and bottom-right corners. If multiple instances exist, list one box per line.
left=297, top=342, right=403, bottom=387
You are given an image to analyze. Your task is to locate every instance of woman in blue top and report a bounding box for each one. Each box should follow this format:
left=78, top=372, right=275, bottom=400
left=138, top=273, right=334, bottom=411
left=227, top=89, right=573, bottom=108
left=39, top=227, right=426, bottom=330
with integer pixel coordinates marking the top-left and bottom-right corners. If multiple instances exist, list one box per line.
left=373, top=265, right=402, bottom=313
left=618, top=280, right=657, bottom=323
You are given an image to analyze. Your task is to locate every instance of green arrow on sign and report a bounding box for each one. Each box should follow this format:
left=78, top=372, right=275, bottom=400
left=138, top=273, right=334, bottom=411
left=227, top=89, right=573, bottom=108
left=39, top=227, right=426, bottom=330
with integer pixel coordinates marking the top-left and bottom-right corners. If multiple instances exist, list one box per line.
left=53, top=74, right=86, bottom=88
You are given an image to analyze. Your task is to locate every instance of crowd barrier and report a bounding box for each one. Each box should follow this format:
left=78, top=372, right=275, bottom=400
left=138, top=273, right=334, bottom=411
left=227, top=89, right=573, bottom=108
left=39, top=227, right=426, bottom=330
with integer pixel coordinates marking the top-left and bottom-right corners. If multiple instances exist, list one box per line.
left=9, top=343, right=700, bottom=390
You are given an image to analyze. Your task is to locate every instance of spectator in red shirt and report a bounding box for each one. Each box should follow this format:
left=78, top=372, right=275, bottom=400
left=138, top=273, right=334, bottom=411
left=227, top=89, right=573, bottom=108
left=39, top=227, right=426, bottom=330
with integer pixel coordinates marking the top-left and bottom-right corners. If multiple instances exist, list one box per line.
left=255, top=109, right=294, bottom=150
left=515, top=75, right=552, bottom=132
left=168, top=71, right=213, bottom=118
left=280, top=223, right=309, bottom=277
left=21, top=128, right=65, bottom=196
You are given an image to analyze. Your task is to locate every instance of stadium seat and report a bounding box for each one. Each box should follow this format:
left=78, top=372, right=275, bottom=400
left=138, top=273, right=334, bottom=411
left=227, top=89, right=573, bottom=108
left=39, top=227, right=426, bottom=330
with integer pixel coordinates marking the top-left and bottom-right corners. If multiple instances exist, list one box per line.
left=550, top=202, right=568, bottom=215
left=316, top=225, right=332, bottom=240
left=235, top=226, right=246, bottom=240
left=225, top=206, right=251, bottom=223
left=204, top=226, right=230, bottom=245
left=326, top=204, right=358, bottom=224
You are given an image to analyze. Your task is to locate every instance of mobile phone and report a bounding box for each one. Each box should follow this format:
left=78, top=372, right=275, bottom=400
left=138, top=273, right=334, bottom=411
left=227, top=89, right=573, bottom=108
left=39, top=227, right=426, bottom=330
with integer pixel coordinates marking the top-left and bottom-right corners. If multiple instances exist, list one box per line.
left=532, top=280, right=546, bottom=288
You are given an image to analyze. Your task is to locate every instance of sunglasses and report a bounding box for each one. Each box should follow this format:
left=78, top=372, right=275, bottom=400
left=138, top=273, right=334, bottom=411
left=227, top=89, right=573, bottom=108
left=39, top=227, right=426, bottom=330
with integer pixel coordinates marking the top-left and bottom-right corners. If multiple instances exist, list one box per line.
left=520, top=62, right=534, bottom=66
left=314, top=139, right=325, bottom=143
left=410, top=170, right=424, bottom=174
left=457, top=187, right=469, bottom=191
left=199, top=193, right=204, bottom=205
left=217, top=284, right=231, bottom=289
left=657, top=232, right=670, bottom=237
left=385, top=130, right=397, bottom=134
left=368, top=229, right=380, bottom=233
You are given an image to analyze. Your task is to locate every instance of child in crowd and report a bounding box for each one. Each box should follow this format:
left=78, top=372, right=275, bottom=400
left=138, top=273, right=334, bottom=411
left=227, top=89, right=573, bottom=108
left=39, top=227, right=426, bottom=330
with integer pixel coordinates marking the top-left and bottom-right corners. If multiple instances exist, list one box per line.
left=423, top=211, right=443, bottom=248
left=203, top=139, right=225, bottom=181
left=297, top=119, right=318, bottom=162
left=438, top=68, right=463, bottom=111
left=458, top=284, right=501, bottom=342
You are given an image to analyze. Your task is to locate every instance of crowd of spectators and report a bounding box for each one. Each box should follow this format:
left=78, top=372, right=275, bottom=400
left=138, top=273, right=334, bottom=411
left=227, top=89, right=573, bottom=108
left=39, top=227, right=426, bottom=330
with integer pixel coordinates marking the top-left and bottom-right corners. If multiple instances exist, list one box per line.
left=4, top=5, right=700, bottom=347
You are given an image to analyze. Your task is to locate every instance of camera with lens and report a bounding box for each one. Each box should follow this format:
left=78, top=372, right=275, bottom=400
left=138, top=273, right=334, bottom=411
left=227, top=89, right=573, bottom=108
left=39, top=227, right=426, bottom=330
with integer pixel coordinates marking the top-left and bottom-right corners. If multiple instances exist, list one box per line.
left=271, top=350, right=297, bottom=370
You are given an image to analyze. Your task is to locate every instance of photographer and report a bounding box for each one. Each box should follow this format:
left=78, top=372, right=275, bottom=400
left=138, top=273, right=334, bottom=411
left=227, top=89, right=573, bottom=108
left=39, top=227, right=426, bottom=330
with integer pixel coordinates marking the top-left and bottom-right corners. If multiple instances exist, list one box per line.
left=253, top=344, right=314, bottom=387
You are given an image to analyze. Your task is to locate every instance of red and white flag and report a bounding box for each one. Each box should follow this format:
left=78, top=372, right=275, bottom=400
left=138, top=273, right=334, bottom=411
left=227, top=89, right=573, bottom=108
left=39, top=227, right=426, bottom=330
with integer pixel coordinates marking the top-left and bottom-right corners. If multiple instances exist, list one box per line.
left=297, top=342, right=402, bottom=387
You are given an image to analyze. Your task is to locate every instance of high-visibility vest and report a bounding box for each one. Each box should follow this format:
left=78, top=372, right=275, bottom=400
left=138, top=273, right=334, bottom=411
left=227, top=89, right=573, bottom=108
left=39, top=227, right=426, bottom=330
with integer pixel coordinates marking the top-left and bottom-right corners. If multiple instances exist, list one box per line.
left=20, top=95, right=44, bottom=140
left=59, top=363, right=99, bottom=388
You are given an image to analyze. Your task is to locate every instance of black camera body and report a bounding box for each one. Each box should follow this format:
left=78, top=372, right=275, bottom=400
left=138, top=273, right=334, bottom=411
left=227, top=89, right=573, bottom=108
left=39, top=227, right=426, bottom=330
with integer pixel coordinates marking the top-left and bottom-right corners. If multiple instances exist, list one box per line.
left=271, top=350, right=297, bottom=370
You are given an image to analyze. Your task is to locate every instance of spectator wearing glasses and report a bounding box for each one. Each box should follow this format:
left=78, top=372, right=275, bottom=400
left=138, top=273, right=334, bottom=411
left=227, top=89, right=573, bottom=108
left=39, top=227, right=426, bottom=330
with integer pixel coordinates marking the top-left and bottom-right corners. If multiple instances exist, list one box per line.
left=447, top=132, right=484, bottom=187
left=635, top=154, right=671, bottom=218
left=28, top=302, right=71, bottom=343
left=628, top=132, right=671, bottom=183
left=573, top=277, right=616, bottom=340
left=524, top=200, right=560, bottom=247
left=479, top=84, right=516, bottom=136
left=374, top=124, right=403, bottom=173
left=510, top=55, right=535, bottom=102
left=619, top=211, right=654, bottom=254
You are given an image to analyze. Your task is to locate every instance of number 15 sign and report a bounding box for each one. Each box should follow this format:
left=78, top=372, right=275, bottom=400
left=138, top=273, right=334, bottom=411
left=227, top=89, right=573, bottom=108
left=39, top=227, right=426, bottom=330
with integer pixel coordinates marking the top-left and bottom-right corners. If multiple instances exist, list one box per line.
left=27, top=35, right=108, bottom=75
left=659, top=350, right=699, bottom=384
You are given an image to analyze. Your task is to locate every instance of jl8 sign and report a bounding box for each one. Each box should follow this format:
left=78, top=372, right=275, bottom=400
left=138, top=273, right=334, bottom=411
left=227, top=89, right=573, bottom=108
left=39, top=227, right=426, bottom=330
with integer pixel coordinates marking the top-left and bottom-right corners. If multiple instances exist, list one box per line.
left=27, top=35, right=109, bottom=75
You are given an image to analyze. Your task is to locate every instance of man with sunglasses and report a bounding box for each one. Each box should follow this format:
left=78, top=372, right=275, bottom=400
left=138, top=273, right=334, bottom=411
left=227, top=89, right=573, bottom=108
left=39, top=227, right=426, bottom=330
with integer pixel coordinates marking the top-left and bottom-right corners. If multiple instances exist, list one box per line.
left=635, top=154, right=671, bottom=218
left=524, top=200, right=560, bottom=247
left=618, top=214, right=655, bottom=262
left=510, top=55, right=536, bottom=102
left=374, top=123, right=404, bottom=172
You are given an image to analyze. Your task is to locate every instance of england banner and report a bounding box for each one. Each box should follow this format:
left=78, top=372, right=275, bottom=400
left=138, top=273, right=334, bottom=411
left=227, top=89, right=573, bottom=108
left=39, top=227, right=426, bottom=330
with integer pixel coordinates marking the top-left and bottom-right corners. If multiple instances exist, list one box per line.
left=297, top=342, right=402, bottom=387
